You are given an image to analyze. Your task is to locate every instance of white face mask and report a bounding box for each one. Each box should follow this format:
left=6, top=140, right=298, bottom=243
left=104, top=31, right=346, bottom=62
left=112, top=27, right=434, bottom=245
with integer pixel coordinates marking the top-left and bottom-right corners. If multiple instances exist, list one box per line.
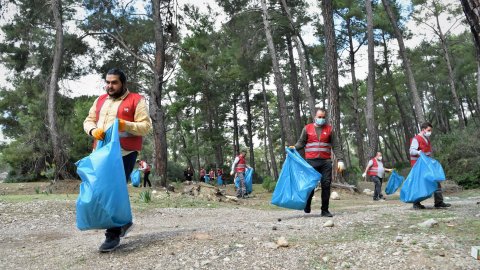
left=377, top=156, right=382, bottom=161
left=424, top=131, right=432, bottom=137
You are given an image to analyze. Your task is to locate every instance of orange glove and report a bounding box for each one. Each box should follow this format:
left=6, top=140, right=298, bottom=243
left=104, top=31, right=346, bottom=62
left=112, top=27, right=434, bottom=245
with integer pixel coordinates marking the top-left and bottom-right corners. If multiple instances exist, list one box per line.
left=118, top=119, right=127, bottom=132
left=91, top=128, right=105, bottom=140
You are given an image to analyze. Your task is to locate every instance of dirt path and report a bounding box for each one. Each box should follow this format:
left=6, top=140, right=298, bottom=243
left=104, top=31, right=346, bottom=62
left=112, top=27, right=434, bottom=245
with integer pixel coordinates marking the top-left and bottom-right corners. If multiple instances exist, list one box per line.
left=0, top=186, right=479, bottom=270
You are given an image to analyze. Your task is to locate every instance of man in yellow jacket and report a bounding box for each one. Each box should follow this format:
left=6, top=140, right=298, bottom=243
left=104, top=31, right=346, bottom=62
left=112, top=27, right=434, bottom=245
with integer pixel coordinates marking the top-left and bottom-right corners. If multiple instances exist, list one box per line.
left=83, top=68, right=152, bottom=252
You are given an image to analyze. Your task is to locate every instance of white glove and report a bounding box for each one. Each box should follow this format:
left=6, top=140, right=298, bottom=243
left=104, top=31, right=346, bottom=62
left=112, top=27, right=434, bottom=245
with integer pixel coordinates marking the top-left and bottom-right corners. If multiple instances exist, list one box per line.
left=337, top=161, right=345, bottom=172
left=362, top=172, right=366, bottom=178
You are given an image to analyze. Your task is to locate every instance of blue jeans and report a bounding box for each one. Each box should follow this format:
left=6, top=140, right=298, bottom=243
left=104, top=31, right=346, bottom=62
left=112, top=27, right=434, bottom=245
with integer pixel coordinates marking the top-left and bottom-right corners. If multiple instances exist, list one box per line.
left=106, top=151, right=138, bottom=238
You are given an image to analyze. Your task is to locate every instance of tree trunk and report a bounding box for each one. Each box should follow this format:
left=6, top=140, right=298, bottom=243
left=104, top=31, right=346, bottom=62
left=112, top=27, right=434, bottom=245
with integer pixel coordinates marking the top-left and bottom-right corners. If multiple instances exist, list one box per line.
left=346, top=17, right=366, bottom=167
left=286, top=35, right=303, bottom=137
left=48, top=0, right=70, bottom=181
left=174, top=114, right=194, bottom=170
left=460, top=0, right=480, bottom=114
left=344, top=135, right=352, bottom=167
left=322, top=0, right=345, bottom=182
left=151, top=0, right=168, bottom=187
left=382, top=0, right=425, bottom=126
left=263, top=131, right=271, bottom=176
left=477, top=59, right=480, bottom=114
left=244, top=88, right=255, bottom=171
left=298, top=35, right=318, bottom=113
left=193, top=96, right=201, bottom=180
left=381, top=31, right=413, bottom=160
left=279, top=0, right=316, bottom=117
left=460, top=0, right=480, bottom=51
left=261, top=0, right=295, bottom=145
left=433, top=8, right=465, bottom=129
left=365, top=0, right=379, bottom=158
left=262, top=77, right=279, bottom=180
left=213, top=106, right=224, bottom=166
left=232, top=94, right=240, bottom=156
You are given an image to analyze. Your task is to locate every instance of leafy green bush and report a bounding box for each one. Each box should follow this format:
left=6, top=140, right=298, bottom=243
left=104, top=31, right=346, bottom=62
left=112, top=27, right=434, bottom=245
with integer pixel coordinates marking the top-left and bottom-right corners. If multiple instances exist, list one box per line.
left=262, top=176, right=276, bottom=192
left=166, top=161, right=186, bottom=182
left=435, top=126, right=480, bottom=189
left=343, top=166, right=361, bottom=186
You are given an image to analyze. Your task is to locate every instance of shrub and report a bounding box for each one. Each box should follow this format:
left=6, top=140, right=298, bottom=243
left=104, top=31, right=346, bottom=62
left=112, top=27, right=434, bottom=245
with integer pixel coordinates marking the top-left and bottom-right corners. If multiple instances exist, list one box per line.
left=262, top=176, right=276, bottom=192
left=435, top=126, right=480, bottom=189
left=139, top=190, right=152, bottom=203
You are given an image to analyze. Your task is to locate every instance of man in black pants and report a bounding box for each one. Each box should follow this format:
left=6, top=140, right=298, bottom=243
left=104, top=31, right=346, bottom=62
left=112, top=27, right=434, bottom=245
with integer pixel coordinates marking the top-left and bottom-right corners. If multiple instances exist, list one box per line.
left=137, top=159, right=152, bottom=187
left=84, top=69, right=152, bottom=252
left=362, top=152, right=392, bottom=201
left=291, top=108, right=345, bottom=217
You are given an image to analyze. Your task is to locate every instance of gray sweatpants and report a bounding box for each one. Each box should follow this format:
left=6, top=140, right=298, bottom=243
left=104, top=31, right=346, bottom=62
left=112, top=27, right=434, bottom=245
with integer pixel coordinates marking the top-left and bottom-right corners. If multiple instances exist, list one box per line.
left=236, top=172, right=246, bottom=198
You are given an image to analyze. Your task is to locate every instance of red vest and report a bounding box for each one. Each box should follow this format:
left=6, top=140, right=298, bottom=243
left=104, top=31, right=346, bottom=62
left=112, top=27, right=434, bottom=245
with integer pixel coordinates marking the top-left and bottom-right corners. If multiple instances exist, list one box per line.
left=235, top=155, right=246, bottom=172
left=367, top=158, right=380, bottom=176
left=140, top=161, right=150, bottom=173
left=304, top=123, right=332, bottom=159
left=410, top=134, right=432, bottom=166
left=95, top=93, right=143, bottom=151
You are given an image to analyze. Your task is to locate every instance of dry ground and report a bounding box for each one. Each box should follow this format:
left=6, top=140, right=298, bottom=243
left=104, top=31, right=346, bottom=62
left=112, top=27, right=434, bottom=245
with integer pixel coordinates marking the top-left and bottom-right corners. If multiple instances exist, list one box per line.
left=0, top=180, right=479, bottom=270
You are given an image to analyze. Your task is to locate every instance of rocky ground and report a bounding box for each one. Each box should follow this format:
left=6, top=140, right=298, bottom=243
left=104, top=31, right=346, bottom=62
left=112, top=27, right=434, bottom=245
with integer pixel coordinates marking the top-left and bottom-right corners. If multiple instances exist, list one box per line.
left=0, top=181, right=479, bottom=270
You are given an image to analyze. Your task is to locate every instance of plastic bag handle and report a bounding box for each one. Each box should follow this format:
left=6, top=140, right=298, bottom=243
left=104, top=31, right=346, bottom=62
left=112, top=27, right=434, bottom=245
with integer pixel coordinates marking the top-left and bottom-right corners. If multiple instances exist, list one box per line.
left=95, top=118, right=120, bottom=150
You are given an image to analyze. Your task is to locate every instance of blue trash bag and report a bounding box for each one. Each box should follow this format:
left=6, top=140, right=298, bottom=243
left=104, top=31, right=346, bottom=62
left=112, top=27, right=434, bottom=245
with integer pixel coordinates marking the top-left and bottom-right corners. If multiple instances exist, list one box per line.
left=271, top=148, right=322, bottom=210
left=245, top=168, right=254, bottom=194
left=385, top=170, right=404, bottom=195
left=204, top=175, right=210, bottom=184
left=234, top=168, right=254, bottom=193
left=400, top=152, right=446, bottom=203
left=75, top=119, right=133, bottom=230
left=131, top=169, right=141, bottom=187
left=217, top=175, right=223, bottom=186
left=235, top=175, right=240, bottom=189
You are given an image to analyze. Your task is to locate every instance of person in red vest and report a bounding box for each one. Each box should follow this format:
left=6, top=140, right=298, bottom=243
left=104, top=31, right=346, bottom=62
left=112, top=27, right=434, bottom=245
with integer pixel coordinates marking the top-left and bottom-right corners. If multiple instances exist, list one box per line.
left=209, top=168, right=215, bottom=182
left=230, top=149, right=251, bottom=198
left=409, top=122, right=451, bottom=209
left=83, top=68, right=152, bottom=252
left=291, top=108, right=345, bottom=217
left=137, top=159, right=151, bottom=187
left=216, top=168, right=224, bottom=186
left=362, top=152, right=393, bottom=201
left=199, top=167, right=206, bottom=182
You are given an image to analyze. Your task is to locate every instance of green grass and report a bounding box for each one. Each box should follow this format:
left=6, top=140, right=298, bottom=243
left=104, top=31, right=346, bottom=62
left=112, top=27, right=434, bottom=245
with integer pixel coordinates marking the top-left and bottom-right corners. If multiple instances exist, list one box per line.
left=452, top=189, right=480, bottom=199
left=407, top=210, right=456, bottom=222
left=130, top=193, right=224, bottom=211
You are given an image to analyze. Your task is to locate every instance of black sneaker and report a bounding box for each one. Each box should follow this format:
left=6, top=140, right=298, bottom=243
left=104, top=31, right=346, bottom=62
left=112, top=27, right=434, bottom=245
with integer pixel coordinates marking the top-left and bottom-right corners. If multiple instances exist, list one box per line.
left=304, top=204, right=311, bottom=214
left=321, top=210, right=333, bottom=217
left=434, top=202, right=451, bottom=208
left=99, top=236, right=120, bottom=253
left=120, top=222, right=134, bottom=238
left=413, top=202, right=426, bottom=209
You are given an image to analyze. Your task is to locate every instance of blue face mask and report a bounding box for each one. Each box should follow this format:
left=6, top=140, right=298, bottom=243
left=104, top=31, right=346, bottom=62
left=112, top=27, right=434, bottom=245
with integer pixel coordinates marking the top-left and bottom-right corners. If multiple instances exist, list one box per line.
left=315, top=118, right=326, bottom=126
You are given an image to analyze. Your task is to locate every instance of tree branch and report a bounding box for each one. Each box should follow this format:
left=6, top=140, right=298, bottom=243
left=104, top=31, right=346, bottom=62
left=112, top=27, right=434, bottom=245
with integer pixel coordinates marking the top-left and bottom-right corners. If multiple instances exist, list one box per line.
left=81, top=31, right=154, bottom=70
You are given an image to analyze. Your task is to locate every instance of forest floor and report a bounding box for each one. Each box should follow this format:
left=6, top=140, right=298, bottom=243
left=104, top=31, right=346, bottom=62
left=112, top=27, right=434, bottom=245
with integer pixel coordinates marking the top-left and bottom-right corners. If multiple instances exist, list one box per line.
left=0, top=180, right=479, bottom=270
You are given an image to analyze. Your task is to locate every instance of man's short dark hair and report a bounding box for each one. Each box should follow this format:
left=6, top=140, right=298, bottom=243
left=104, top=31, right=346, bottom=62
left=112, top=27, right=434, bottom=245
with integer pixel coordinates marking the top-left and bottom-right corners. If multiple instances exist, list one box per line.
left=315, top=107, right=327, bottom=114
left=106, top=68, right=127, bottom=86
left=420, top=122, right=432, bottom=130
